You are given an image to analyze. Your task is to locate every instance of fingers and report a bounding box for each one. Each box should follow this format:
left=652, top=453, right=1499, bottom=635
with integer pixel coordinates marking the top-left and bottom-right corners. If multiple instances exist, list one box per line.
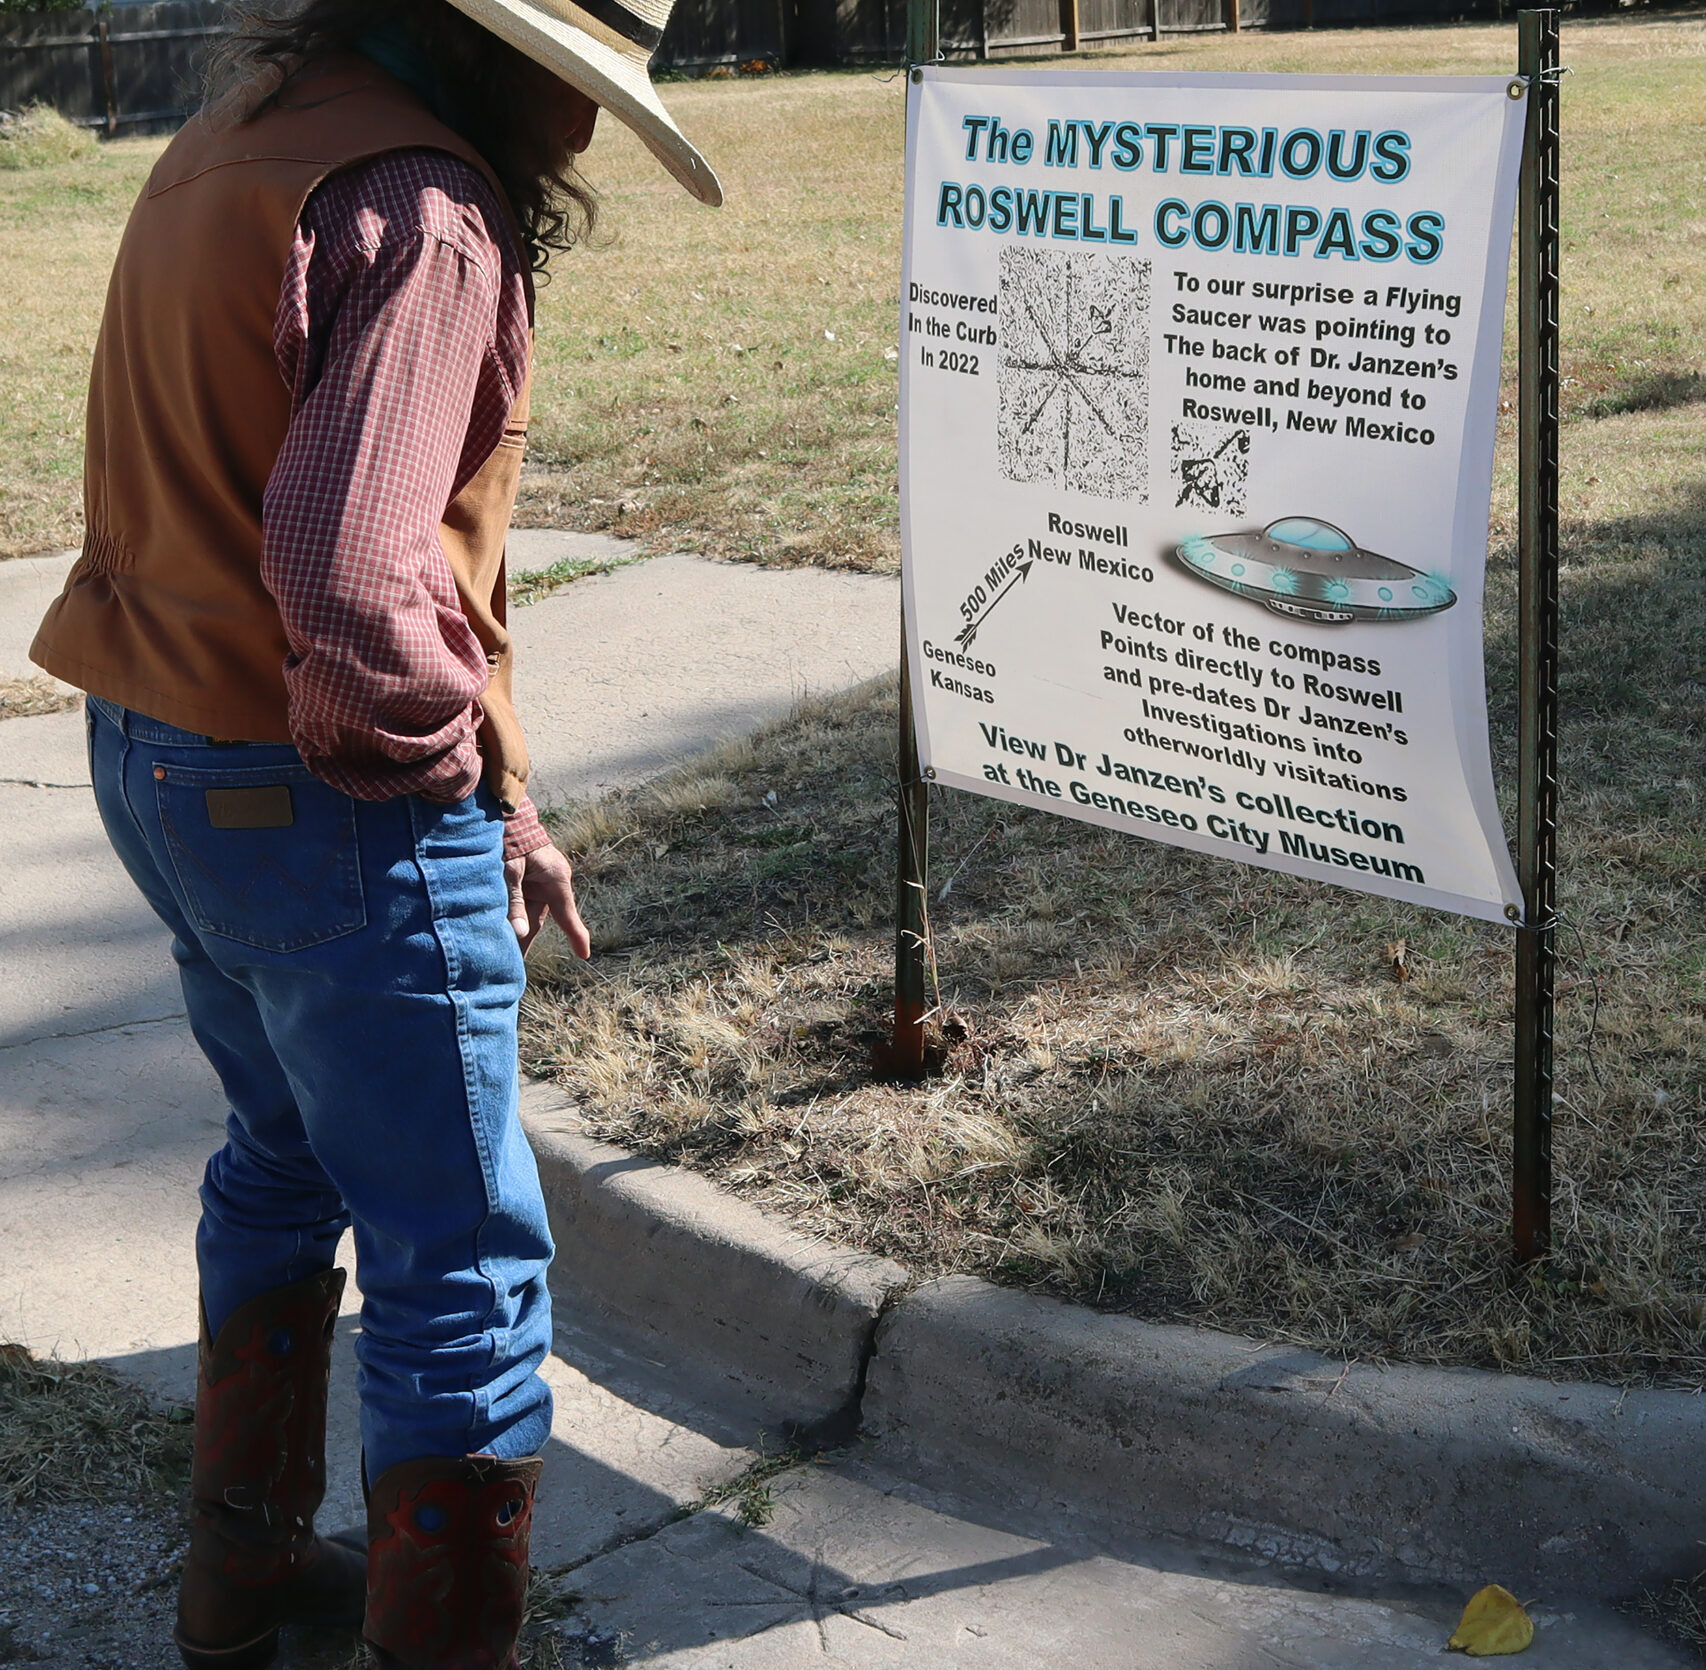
left=516, top=912, right=543, bottom=956
left=505, top=856, right=533, bottom=948
left=551, top=885, right=592, bottom=961
left=507, top=845, right=592, bottom=960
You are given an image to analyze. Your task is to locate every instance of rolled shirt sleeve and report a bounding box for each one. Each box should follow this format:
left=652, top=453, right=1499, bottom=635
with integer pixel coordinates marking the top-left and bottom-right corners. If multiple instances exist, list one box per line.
left=265, top=150, right=541, bottom=860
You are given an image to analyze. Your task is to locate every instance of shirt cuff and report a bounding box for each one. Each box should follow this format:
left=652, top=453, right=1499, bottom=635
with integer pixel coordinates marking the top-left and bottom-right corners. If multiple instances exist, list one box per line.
left=502, top=794, right=552, bottom=862
left=295, top=722, right=483, bottom=805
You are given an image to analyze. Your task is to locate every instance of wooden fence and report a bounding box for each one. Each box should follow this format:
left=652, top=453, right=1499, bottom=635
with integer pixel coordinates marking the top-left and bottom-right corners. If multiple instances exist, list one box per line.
left=0, top=0, right=786, bottom=122
left=0, top=4, right=229, bottom=133
left=1, top=0, right=1527, bottom=125
left=801, top=0, right=1511, bottom=61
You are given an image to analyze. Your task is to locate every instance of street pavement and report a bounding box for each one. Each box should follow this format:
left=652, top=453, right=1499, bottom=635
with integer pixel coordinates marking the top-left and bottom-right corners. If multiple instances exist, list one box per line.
left=0, top=542, right=1690, bottom=1668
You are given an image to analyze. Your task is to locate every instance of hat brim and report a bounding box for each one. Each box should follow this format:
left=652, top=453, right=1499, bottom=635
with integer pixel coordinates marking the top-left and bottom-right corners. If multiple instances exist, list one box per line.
left=443, top=0, right=723, bottom=206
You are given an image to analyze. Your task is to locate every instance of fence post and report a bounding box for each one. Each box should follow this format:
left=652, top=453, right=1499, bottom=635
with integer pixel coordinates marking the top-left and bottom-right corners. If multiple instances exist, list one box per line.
left=1225, top=0, right=1240, bottom=32
left=1513, top=8, right=1561, bottom=1264
left=1062, top=0, right=1081, bottom=52
left=96, top=14, right=118, bottom=137
left=1151, top=0, right=1162, bottom=43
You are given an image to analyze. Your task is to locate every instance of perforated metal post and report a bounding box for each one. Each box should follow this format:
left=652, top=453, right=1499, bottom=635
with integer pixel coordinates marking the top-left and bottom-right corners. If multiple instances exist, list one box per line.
left=1513, top=10, right=1561, bottom=1263
left=893, top=0, right=940, bottom=1083
left=907, top=0, right=939, bottom=71
left=893, top=621, right=930, bottom=1079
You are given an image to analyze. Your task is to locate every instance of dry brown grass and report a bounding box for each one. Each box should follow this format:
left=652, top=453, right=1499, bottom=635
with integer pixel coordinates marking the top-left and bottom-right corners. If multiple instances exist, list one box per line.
left=511, top=12, right=1706, bottom=1391
left=1634, top=1570, right=1706, bottom=1663
left=0, top=673, right=78, bottom=719
left=0, top=128, right=158, bottom=558
left=0, top=105, right=97, bottom=172
left=522, top=14, right=1706, bottom=571
left=523, top=642, right=1706, bottom=1389
left=0, top=1343, right=192, bottom=1505
left=4, top=19, right=1699, bottom=566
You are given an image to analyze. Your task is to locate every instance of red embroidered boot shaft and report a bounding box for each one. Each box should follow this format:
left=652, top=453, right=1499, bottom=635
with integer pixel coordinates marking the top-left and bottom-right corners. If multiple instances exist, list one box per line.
left=175, top=1268, right=366, bottom=1670
left=364, top=1455, right=543, bottom=1670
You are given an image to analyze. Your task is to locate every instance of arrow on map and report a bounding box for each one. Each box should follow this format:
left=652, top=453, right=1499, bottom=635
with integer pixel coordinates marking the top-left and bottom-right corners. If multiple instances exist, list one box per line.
left=955, top=560, right=1033, bottom=649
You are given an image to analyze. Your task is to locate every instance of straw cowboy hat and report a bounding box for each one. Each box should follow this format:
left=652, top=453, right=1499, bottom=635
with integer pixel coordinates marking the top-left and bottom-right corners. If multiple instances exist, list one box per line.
left=444, top=0, right=722, bottom=205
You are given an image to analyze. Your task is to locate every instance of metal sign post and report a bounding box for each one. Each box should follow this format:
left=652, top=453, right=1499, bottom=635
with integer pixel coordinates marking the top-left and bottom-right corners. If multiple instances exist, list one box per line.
left=892, top=0, right=941, bottom=1083
left=1513, top=8, right=1562, bottom=1263
left=893, top=636, right=931, bottom=1080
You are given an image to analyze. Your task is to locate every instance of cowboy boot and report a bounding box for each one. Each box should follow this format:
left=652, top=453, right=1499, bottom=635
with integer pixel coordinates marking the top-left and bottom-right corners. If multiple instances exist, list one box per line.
left=175, top=1268, right=367, bottom=1670
left=364, top=1455, right=543, bottom=1669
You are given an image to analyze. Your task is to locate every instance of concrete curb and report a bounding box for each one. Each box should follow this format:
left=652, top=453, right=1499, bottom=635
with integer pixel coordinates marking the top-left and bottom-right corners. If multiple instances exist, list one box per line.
left=862, top=1274, right=1706, bottom=1600
left=521, top=1083, right=1706, bottom=1600
left=522, top=1083, right=909, bottom=1439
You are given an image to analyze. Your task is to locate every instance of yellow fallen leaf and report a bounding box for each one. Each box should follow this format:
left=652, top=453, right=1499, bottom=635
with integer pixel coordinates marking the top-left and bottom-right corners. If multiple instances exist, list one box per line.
left=1447, top=1585, right=1534, bottom=1656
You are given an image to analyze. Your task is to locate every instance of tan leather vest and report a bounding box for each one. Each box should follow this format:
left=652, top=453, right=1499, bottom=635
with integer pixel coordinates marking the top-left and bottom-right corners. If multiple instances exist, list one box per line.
left=31, top=59, right=534, bottom=811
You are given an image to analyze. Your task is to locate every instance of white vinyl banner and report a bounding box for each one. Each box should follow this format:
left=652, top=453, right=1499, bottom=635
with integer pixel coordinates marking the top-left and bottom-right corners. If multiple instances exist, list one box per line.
left=901, top=67, right=1526, bottom=923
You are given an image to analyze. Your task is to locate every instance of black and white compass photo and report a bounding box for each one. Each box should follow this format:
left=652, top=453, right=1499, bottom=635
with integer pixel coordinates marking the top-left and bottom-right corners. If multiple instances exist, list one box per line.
left=997, top=247, right=1152, bottom=502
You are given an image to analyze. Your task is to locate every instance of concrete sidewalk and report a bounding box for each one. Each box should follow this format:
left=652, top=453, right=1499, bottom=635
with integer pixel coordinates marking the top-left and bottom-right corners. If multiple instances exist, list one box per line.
left=0, top=537, right=897, bottom=1528
left=555, top=1454, right=1686, bottom=1670
left=0, top=541, right=1691, bottom=1669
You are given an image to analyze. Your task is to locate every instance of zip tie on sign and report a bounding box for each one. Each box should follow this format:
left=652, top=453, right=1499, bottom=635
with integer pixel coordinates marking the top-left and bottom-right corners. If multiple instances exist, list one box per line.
left=877, top=52, right=945, bottom=84
left=1508, top=65, right=1573, bottom=97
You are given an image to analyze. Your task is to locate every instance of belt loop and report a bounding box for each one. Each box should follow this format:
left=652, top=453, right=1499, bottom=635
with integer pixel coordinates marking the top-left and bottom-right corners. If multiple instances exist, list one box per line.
left=90, top=695, right=131, bottom=737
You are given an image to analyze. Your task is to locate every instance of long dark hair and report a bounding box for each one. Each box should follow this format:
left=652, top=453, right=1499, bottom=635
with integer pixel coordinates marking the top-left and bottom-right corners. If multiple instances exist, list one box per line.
left=207, top=0, right=597, bottom=268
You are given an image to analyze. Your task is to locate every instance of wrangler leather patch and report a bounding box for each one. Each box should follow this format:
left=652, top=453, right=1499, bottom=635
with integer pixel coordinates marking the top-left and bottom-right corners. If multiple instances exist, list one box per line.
left=205, top=785, right=294, bottom=830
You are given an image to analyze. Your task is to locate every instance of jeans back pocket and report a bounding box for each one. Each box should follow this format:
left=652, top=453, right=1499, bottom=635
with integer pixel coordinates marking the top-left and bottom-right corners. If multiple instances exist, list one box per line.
left=155, top=761, right=366, bottom=953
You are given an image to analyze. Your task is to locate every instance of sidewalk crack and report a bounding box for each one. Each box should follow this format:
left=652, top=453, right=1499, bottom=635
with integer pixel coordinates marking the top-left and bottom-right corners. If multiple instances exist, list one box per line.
left=0, top=1012, right=187, bottom=1054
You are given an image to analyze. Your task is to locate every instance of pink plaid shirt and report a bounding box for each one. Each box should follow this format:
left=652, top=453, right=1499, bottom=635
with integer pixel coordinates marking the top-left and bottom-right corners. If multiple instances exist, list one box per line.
left=265, top=148, right=548, bottom=859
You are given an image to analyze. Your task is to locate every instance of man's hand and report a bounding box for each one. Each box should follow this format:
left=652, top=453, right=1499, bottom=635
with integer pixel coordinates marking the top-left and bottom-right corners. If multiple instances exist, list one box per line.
left=504, top=842, right=592, bottom=960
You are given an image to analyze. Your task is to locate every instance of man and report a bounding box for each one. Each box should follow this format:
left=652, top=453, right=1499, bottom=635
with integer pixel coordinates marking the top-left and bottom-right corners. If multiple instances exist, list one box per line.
left=30, top=3, right=719, bottom=1666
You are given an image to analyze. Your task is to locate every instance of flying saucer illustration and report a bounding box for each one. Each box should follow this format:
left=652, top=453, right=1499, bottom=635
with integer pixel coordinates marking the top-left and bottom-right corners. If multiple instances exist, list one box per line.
left=1173, top=516, right=1456, bottom=625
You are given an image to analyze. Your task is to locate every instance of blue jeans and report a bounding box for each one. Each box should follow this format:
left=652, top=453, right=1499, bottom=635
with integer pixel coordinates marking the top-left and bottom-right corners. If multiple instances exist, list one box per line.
left=86, top=697, right=553, bottom=1479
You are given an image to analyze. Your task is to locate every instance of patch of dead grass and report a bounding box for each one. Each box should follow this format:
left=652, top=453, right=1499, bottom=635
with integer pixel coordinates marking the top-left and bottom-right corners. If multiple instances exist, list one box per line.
left=0, top=105, right=97, bottom=172
left=524, top=619, right=1706, bottom=1388
left=0, top=1343, right=192, bottom=1506
left=518, top=17, right=1704, bottom=573
left=1634, top=1569, right=1706, bottom=1662
left=0, top=674, right=78, bottom=720
left=4, top=20, right=1700, bottom=564
left=517, top=21, right=1703, bottom=1384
